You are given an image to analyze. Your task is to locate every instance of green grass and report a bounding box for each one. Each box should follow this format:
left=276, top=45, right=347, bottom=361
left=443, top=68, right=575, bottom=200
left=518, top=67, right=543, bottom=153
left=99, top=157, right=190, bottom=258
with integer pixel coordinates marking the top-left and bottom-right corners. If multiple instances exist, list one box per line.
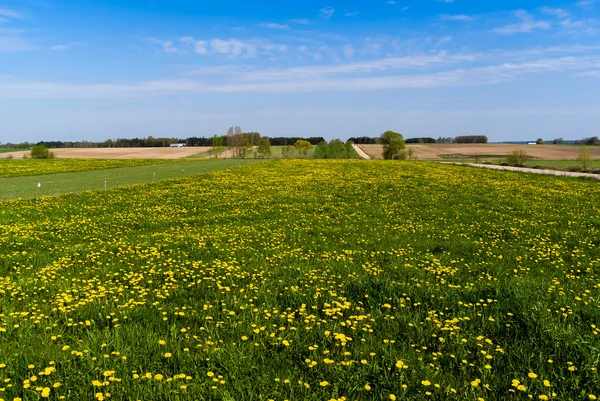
left=0, top=159, right=260, bottom=200
left=526, top=159, right=600, bottom=169
left=1, top=160, right=600, bottom=400
left=0, top=148, right=28, bottom=153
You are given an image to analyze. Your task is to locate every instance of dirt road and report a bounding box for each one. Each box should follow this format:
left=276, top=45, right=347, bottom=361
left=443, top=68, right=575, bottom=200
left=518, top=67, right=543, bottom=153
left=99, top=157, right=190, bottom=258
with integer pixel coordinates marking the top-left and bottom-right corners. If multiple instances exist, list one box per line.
left=444, top=162, right=600, bottom=180
left=352, top=144, right=371, bottom=160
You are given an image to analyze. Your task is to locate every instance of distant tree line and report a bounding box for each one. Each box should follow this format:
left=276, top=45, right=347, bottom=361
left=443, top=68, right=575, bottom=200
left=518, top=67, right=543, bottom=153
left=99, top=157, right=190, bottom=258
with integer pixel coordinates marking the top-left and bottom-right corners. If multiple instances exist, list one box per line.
left=405, top=137, right=437, bottom=144
left=269, top=137, right=325, bottom=146
left=348, top=136, right=379, bottom=144
left=1, top=135, right=325, bottom=149
left=575, top=136, right=599, bottom=145
left=455, top=135, right=488, bottom=144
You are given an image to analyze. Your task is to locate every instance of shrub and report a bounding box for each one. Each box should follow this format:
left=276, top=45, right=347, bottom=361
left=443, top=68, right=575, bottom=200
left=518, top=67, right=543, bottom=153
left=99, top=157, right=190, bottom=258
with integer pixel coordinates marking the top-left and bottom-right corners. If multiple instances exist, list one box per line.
left=30, top=145, right=55, bottom=159
left=506, top=150, right=530, bottom=167
left=577, top=146, right=593, bottom=170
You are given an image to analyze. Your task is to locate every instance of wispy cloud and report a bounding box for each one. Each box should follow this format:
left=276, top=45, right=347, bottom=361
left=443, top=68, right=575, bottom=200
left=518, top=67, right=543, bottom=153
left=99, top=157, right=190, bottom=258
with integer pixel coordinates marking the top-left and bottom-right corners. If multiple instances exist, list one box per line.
left=560, top=18, right=599, bottom=35
left=2, top=54, right=600, bottom=98
left=0, top=8, right=23, bottom=19
left=0, top=36, right=34, bottom=53
left=576, top=0, right=594, bottom=10
left=492, top=10, right=551, bottom=35
left=345, top=12, right=359, bottom=17
left=440, top=14, right=474, bottom=22
left=49, top=41, right=88, bottom=51
left=259, top=22, right=291, bottom=30
left=146, top=37, right=181, bottom=54
left=319, top=7, right=335, bottom=19
left=176, top=37, right=288, bottom=58
left=539, top=7, right=570, bottom=19
left=289, top=18, right=310, bottom=25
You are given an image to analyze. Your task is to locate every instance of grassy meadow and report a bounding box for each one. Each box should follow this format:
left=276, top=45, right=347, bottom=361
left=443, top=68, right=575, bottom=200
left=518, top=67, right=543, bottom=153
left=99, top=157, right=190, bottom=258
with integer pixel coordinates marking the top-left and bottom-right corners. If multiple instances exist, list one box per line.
left=0, top=160, right=599, bottom=400
left=0, top=159, right=208, bottom=179
left=0, top=159, right=259, bottom=200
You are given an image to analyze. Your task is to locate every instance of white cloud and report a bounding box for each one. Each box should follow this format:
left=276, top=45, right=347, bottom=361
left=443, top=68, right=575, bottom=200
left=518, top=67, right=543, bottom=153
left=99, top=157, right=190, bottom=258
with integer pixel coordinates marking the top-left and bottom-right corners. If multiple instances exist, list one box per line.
left=439, top=14, right=474, bottom=22
left=0, top=36, right=34, bottom=53
left=259, top=22, right=291, bottom=30
left=386, top=0, right=395, bottom=4
left=0, top=8, right=22, bottom=19
left=146, top=38, right=181, bottom=54
left=492, top=10, right=551, bottom=35
left=319, top=7, right=335, bottom=19
left=289, top=18, right=311, bottom=24
left=0, top=56, right=597, bottom=97
left=177, top=37, right=288, bottom=58
left=401, top=6, right=410, bottom=11
left=342, top=45, right=355, bottom=58
left=560, top=18, right=599, bottom=35
left=539, top=7, right=570, bottom=18
left=345, top=12, right=359, bottom=17
left=49, top=41, right=88, bottom=51
left=577, top=0, right=594, bottom=10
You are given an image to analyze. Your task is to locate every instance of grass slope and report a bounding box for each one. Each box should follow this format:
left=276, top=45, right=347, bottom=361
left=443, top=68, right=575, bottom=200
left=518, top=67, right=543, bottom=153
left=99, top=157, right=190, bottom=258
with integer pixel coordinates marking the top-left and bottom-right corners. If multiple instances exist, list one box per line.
left=0, top=159, right=259, bottom=200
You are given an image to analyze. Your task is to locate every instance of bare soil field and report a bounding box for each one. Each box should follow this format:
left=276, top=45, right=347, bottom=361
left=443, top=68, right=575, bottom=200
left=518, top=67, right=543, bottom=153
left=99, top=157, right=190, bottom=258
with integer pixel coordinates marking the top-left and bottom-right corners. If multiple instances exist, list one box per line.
left=0, top=147, right=212, bottom=159
left=358, top=144, right=600, bottom=160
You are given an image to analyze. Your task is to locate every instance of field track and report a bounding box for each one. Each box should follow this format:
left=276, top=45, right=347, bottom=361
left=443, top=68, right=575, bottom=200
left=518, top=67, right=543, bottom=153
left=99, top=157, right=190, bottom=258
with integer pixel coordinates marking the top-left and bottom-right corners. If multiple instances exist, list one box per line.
left=358, top=144, right=600, bottom=160
left=445, top=162, right=600, bottom=180
left=0, top=147, right=212, bottom=159
left=352, top=143, right=371, bottom=160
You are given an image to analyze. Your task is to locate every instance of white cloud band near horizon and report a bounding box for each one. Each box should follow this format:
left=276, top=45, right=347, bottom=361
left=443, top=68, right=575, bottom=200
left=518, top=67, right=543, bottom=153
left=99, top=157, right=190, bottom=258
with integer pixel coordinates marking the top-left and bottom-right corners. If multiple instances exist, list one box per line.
left=1, top=53, right=599, bottom=99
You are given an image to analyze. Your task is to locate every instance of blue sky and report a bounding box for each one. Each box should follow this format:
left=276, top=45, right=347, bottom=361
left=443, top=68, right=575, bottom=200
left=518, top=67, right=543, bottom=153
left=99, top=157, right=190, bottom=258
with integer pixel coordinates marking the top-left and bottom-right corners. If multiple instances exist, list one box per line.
left=1, top=0, right=599, bottom=142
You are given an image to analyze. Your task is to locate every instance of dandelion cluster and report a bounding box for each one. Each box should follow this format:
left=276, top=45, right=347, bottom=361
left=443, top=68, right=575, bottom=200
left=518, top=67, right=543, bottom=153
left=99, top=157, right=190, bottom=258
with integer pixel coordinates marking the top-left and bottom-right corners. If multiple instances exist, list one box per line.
left=0, top=160, right=598, bottom=400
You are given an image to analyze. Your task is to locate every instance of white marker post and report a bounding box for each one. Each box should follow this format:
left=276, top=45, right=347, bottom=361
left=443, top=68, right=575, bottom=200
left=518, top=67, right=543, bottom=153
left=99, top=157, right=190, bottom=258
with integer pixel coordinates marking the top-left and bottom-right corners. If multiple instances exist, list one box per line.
left=153, top=172, right=156, bottom=182
left=104, top=178, right=107, bottom=194
left=36, top=182, right=40, bottom=200
left=181, top=169, right=184, bottom=178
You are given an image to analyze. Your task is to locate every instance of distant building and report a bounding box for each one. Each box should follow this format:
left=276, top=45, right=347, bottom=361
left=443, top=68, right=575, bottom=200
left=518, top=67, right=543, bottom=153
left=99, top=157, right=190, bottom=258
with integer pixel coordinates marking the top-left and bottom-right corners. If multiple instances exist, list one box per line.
left=527, top=142, right=537, bottom=145
left=170, top=143, right=186, bottom=148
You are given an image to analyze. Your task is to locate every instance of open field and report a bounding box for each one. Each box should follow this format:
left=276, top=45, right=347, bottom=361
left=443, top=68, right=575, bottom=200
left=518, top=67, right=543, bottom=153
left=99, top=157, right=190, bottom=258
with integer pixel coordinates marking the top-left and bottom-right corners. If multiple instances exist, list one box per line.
left=0, top=159, right=259, bottom=200
left=0, top=147, right=211, bottom=159
left=1, top=160, right=599, bottom=400
left=358, top=144, right=600, bottom=160
left=0, top=148, right=28, bottom=153
left=0, top=159, right=209, bottom=179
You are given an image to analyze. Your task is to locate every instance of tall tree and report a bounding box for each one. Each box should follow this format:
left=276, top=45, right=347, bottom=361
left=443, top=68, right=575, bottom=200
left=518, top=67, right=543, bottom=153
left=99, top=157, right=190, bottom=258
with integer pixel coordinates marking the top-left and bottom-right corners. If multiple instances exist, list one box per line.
left=211, top=135, right=225, bottom=158
left=380, top=131, right=406, bottom=160
left=256, top=138, right=272, bottom=159
left=294, top=140, right=313, bottom=158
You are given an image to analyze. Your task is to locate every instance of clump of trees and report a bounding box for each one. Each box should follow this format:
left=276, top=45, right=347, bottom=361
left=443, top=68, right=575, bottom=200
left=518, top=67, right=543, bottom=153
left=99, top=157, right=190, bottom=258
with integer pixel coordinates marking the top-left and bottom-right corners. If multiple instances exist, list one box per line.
left=553, top=138, right=564, bottom=145
left=269, top=137, right=324, bottom=146
left=575, top=136, right=599, bottom=146
left=381, top=131, right=406, bottom=160
left=348, top=136, right=378, bottom=144
left=405, top=137, right=437, bottom=144
left=29, top=144, right=55, bottom=159
left=314, top=140, right=355, bottom=159
left=455, top=135, right=488, bottom=144
left=506, top=150, right=531, bottom=167
left=536, top=138, right=545, bottom=145
left=210, top=135, right=225, bottom=158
